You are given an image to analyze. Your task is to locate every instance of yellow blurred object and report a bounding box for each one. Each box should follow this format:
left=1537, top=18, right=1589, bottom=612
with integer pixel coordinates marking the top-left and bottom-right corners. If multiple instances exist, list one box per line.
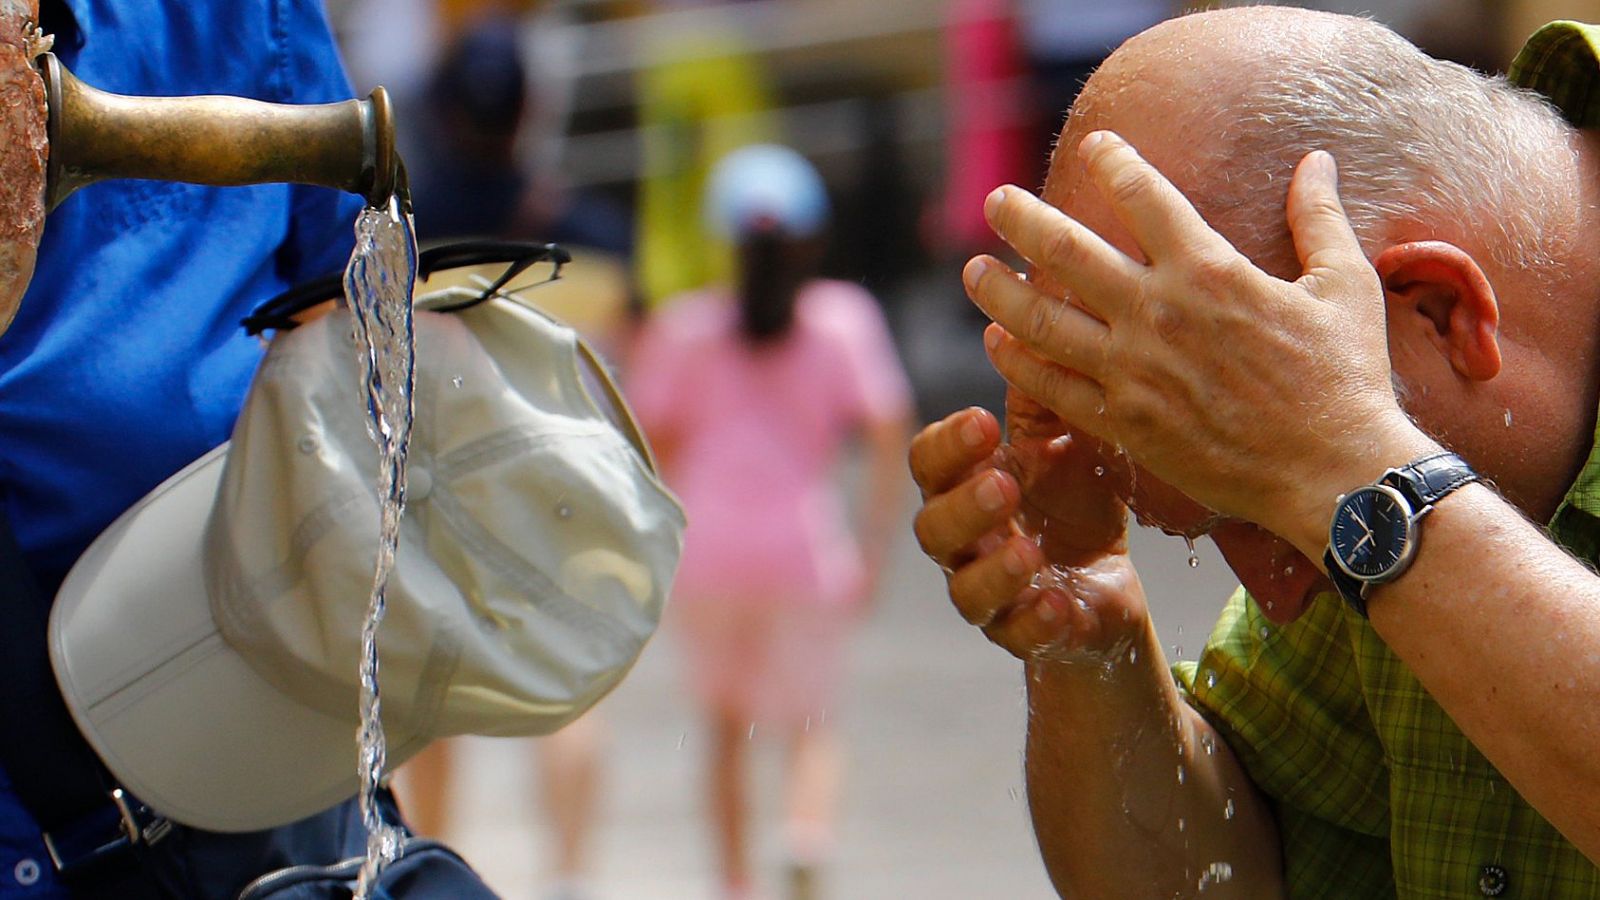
left=634, top=28, right=778, bottom=307
left=437, top=0, right=544, bottom=37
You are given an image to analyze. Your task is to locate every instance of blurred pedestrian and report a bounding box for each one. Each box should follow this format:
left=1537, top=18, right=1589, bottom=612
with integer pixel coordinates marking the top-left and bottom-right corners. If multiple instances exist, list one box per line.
left=407, top=14, right=632, bottom=255
left=627, top=145, right=914, bottom=900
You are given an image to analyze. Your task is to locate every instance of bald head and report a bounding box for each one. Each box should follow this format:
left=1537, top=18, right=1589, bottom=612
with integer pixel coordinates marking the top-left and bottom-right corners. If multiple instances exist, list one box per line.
left=1046, top=6, right=1583, bottom=292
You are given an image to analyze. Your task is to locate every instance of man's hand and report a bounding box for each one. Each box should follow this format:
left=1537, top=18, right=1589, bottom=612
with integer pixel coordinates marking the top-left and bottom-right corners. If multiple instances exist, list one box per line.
left=910, top=397, right=1146, bottom=662
left=964, top=132, right=1437, bottom=558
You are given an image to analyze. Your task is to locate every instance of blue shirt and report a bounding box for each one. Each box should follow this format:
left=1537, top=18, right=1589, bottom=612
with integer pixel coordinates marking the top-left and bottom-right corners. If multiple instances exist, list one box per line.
left=0, top=1, right=363, bottom=893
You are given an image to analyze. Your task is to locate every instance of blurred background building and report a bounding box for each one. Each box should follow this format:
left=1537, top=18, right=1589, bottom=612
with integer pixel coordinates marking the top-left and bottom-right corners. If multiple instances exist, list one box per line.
left=313, top=1, right=1600, bottom=896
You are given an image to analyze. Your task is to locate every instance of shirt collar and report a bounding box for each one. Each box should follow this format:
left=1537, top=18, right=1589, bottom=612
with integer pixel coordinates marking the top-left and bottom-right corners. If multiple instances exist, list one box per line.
left=1509, top=21, right=1600, bottom=128
left=1506, top=22, right=1600, bottom=557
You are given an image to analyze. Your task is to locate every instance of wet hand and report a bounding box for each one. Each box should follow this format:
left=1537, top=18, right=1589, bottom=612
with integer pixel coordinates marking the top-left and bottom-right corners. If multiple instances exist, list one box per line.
left=910, top=405, right=1147, bottom=663
left=966, top=133, right=1429, bottom=557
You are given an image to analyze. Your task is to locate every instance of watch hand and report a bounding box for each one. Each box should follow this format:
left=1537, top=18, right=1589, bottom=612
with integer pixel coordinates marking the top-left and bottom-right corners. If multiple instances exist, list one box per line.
left=1353, top=532, right=1372, bottom=553
left=1352, top=509, right=1371, bottom=533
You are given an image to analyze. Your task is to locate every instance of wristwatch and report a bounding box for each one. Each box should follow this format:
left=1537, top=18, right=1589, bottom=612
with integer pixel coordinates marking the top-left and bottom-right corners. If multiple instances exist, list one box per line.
left=1323, top=451, right=1480, bottom=617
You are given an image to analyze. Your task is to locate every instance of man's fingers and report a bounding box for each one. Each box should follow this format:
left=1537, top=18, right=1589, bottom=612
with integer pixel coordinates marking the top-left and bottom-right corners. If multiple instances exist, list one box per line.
left=964, top=255, right=1111, bottom=378
left=947, top=535, right=1040, bottom=627
left=909, top=407, right=1001, bottom=497
left=1078, top=130, right=1229, bottom=265
left=1286, top=150, right=1375, bottom=299
left=984, top=325, right=1110, bottom=440
left=980, top=186, right=1143, bottom=320
left=912, top=468, right=1020, bottom=565
left=984, top=586, right=1096, bottom=660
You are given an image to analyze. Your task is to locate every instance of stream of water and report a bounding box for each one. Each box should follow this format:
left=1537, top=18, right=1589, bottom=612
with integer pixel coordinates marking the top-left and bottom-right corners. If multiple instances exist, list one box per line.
left=342, top=195, right=418, bottom=900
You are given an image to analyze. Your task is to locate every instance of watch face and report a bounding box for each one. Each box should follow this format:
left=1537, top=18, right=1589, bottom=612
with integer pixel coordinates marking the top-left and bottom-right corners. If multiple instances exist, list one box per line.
left=1330, top=485, right=1415, bottom=580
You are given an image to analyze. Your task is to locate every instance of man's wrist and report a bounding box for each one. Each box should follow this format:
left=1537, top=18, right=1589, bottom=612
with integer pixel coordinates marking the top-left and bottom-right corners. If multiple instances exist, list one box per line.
left=1282, top=415, right=1442, bottom=562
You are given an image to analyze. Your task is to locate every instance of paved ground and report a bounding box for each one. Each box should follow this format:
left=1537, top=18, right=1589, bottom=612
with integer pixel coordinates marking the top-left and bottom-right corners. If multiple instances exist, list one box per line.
left=428, top=485, right=1242, bottom=899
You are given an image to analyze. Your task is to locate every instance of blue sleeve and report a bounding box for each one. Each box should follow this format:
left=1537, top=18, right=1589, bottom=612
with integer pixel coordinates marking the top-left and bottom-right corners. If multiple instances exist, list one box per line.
left=272, top=0, right=366, bottom=284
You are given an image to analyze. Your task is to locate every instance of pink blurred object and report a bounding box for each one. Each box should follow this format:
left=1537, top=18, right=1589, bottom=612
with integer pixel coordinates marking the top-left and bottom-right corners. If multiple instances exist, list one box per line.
left=627, top=280, right=911, bottom=723
left=940, top=0, right=1031, bottom=252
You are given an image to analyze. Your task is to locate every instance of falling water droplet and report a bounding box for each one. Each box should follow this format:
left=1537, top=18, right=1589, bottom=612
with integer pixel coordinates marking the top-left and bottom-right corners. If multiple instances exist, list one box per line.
left=1177, top=817, right=1186, bottom=833
left=451, top=375, right=465, bottom=389
left=1176, top=764, right=1186, bottom=785
left=1128, top=645, right=1139, bottom=664
left=747, top=722, right=756, bottom=741
left=1094, top=465, right=1105, bottom=477
left=1284, top=565, right=1295, bottom=576
left=1224, top=799, right=1235, bottom=819
left=804, top=716, right=812, bottom=732
left=1008, top=786, right=1019, bottom=801
left=1200, top=733, right=1215, bottom=756
left=556, top=504, right=573, bottom=520
left=1173, top=643, right=1184, bottom=659
left=1259, top=626, right=1270, bottom=640
left=1504, top=408, right=1513, bottom=428
left=677, top=732, right=686, bottom=750
left=1205, top=670, right=1217, bottom=689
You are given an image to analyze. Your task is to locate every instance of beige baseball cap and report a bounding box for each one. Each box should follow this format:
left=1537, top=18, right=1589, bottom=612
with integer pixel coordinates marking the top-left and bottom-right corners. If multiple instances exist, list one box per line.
left=48, top=292, right=684, bottom=832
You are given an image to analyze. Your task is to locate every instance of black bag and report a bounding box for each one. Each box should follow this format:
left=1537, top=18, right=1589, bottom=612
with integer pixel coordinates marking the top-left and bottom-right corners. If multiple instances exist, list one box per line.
left=235, top=838, right=493, bottom=900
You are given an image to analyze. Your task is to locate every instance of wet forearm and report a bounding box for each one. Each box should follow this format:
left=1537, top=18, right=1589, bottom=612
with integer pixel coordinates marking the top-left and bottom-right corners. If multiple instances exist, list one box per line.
left=1023, top=621, right=1282, bottom=899
left=1360, top=483, right=1600, bottom=863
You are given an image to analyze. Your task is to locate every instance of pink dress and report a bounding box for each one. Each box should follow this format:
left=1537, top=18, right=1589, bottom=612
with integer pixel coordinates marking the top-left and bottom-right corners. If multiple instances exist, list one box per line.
left=627, top=280, right=911, bottom=724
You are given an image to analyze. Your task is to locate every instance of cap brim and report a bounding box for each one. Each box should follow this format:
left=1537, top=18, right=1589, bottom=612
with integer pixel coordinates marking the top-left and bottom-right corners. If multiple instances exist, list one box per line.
left=48, top=445, right=417, bottom=832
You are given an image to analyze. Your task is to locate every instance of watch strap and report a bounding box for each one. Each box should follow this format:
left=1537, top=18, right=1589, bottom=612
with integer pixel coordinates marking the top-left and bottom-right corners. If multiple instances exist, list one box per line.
left=1324, top=548, right=1369, bottom=618
left=1384, top=451, right=1479, bottom=510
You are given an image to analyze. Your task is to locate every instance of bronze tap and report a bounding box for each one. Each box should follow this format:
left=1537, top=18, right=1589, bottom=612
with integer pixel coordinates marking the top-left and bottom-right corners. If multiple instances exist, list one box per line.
left=37, top=52, right=400, bottom=212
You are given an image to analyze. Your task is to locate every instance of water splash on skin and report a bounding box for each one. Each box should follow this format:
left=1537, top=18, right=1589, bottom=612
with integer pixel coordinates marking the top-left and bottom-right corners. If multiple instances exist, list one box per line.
left=1197, top=861, right=1234, bottom=891
left=347, top=196, right=418, bottom=900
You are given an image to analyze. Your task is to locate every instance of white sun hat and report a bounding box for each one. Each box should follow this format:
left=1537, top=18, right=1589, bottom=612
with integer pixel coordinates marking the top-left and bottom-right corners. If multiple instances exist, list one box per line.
left=48, top=290, right=683, bottom=833
left=704, top=143, right=830, bottom=241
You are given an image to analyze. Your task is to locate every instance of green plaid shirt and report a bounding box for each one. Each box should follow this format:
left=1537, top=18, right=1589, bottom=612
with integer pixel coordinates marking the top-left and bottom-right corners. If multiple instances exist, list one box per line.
left=1171, top=22, right=1600, bottom=899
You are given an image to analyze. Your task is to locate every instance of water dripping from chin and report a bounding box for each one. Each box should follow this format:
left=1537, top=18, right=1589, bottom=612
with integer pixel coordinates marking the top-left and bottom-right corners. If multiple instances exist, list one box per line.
left=1211, top=522, right=1327, bottom=625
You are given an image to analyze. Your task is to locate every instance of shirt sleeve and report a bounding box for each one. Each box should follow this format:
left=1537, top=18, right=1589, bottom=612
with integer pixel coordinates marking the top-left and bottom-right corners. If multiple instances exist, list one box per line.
left=816, top=282, right=913, bottom=426
left=1175, top=588, right=1396, bottom=897
left=272, top=0, right=366, bottom=284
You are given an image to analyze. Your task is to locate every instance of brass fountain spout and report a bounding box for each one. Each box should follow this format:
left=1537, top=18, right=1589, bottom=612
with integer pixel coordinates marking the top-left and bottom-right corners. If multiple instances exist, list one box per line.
left=37, top=52, right=399, bottom=211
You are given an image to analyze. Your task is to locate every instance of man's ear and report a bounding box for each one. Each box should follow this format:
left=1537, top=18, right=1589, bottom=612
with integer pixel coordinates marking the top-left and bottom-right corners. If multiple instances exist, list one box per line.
left=1373, top=241, right=1501, bottom=381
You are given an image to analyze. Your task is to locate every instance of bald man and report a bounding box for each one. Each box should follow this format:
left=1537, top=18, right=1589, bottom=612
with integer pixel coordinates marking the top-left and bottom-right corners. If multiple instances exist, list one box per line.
left=913, top=8, right=1600, bottom=897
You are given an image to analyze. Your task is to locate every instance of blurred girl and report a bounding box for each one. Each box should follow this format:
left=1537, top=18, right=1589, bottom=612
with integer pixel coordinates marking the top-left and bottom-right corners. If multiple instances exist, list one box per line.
left=627, top=145, right=914, bottom=900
